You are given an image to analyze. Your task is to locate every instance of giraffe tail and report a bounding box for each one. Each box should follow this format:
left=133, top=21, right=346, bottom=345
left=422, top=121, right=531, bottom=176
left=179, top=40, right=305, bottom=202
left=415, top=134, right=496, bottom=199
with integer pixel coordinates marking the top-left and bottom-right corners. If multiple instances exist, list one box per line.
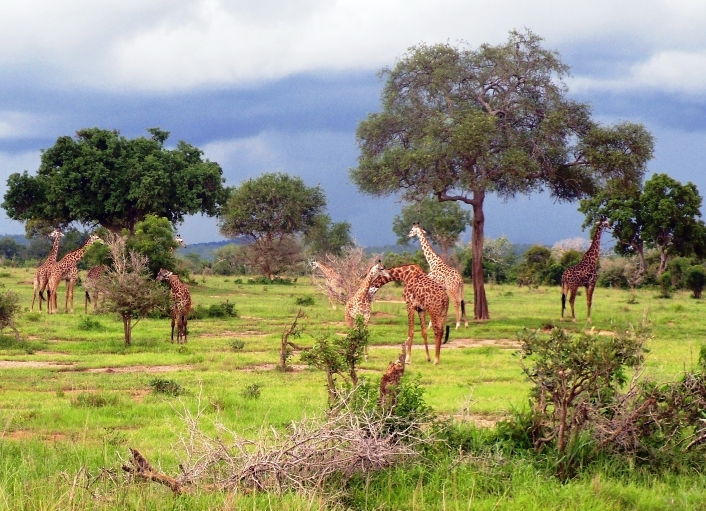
left=443, top=326, right=450, bottom=344
left=461, top=299, right=465, bottom=318
left=561, top=290, right=566, bottom=313
left=85, top=291, right=91, bottom=304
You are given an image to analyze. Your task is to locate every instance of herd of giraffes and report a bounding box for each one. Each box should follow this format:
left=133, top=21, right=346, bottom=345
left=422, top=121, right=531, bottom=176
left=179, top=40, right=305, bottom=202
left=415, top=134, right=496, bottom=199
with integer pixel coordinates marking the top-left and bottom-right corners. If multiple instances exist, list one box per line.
left=28, top=219, right=611, bottom=357
left=30, top=230, right=192, bottom=343
left=314, top=220, right=612, bottom=365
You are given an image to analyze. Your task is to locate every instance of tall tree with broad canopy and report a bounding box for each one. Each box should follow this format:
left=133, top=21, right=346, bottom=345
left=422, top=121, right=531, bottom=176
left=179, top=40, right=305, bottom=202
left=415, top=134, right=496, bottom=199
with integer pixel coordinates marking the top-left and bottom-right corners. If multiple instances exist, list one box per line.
left=303, top=214, right=354, bottom=257
left=218, top=172, right=327, bottom=279
left=392, top=197, right=471, bottom=261
left=580, top=173, right=706, bottom=276
left=350, top=30, right=654, bottom=320
left=2, top=127, right=226, bottom=233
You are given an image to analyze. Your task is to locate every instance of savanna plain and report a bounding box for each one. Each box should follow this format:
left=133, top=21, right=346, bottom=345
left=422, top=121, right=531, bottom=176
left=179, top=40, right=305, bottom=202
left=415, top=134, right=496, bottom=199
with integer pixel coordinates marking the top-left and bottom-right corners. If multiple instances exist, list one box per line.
left=1, top=266, right=706, bottom=510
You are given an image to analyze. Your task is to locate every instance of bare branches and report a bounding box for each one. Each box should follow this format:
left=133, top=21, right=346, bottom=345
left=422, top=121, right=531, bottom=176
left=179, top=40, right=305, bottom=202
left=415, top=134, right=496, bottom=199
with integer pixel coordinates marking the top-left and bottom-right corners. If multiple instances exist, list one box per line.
left=310, top=247, right=382, bottom=307
left=124, top=392, right=427, bottom=497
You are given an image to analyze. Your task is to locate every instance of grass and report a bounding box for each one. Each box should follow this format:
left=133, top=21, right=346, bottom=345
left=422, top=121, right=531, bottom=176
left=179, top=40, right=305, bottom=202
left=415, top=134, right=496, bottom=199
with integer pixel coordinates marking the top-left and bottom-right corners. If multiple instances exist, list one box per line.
left=1, top=266, right=706, bottom=508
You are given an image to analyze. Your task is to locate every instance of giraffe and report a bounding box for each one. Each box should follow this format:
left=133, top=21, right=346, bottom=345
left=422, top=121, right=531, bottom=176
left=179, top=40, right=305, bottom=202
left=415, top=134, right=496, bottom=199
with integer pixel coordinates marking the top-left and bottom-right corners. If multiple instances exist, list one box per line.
left=84, top=265, right=108, bottom=314
left=344, top=260, right=390, bottom=328
left=31, top=228, right=64, bottom=312
left=408, top=223, right=468, bottom=329
left=311, top=260, right=346, bottom=308
left=46, top=234, right=104, bottom=314
left=561, top=218, right=612, bottom=323
left=156, top=268, right=192, bottom=343
left=371, top=264, right=450, bottom=365
left=173, top=234, right=187, bottom=251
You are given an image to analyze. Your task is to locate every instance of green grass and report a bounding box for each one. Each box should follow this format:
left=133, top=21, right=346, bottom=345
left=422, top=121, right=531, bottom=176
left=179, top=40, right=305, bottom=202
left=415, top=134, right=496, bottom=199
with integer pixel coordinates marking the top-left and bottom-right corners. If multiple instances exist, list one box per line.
left=1, top=266, right=706, bottom=508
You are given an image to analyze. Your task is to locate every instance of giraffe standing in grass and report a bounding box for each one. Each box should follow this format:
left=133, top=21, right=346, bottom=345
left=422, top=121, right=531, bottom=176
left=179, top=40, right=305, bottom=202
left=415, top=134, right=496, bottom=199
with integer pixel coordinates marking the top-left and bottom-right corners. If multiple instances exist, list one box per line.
left=156, top=268, right=192, bottom=343
left=84, top=265, right=108, bottom=313
left=47, top=234, right=104, bottom=314
left=344, top=260, right=390, bottom=328
left=408, top=223, right=468, bottom=329
left=31, top=228, right=64, bottom=312
left=371, top=264, right=450, bottom=365
left=561, top=218, right=611, bottom=323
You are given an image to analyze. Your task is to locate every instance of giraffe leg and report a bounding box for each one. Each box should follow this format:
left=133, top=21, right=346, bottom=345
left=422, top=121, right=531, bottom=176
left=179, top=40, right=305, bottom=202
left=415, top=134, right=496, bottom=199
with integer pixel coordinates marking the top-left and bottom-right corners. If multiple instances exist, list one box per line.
left=67, top=280, right=75, bottom=314
left=431, top=317, right=443, bottom=365
left=586, top=283, right=596, bottom=323
left=418, top=309, right=431, bottom=363
left=405, top=304, right=416, bottom=364
left=569, top=287, right=578, bottom=323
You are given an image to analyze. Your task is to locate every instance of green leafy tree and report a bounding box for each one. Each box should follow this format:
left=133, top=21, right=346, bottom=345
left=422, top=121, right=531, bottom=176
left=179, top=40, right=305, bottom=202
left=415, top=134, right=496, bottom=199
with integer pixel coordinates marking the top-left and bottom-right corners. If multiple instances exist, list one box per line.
left=686, top=266, right=706, bottom=298
left=126, top=215, right=185, bottom=277
left=2, top=127, right=226, bottom=233
left=516, top=245, right=553, bottom=287
left=581, top=173, right=706, bottom=276
left=351, top=30, right=654, bottom=320
left=0, top=238, right=25, bottom=262
left=392, top=198, right=471, bottom=260
left=218, top=173, right=327, bottom=279
left=302, top=214, right=353, bottom=256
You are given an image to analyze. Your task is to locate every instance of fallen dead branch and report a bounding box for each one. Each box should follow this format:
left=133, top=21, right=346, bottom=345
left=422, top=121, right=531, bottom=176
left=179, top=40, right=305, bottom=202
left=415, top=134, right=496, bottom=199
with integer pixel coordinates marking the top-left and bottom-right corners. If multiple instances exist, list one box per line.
left=122, top=389, right=430, bottom=496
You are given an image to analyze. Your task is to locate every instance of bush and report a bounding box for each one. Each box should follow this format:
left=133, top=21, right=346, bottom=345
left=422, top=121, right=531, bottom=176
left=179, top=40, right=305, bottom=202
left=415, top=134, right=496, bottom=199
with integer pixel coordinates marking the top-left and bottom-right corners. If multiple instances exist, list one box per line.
left=685, top=265, right=706, bottom=298
left=71, top=392, right=120, bottom=408
left=192, top=301, right=238, bottom=319
left=230, top=339, right=245, bottom=351
left=149, top=378, right=187, bottom=396
left=77, top=316, right=103, bottom=331
left=241, top=383, right=262, bottom=400
left=295, top=295, right=315, bottom=306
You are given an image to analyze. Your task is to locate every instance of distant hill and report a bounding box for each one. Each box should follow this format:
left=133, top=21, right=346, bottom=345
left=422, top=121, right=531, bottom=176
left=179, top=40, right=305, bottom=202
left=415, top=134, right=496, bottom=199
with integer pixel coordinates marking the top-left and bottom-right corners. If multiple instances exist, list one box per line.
left=0, top=234, right=29, bottom=246
left=178, top=239, right=246, bottom=261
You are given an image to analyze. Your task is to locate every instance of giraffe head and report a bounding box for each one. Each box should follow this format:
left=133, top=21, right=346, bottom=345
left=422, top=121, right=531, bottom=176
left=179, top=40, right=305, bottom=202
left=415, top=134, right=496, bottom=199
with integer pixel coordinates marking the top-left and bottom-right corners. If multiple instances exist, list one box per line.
left=48, top=228, right=64, bottom=240
left=174, top=234, right=187, bottom=248
left=85, top=234, right=105, bottom=247
left=597, top=218, right=612, bottom=231
left=156, top=268, right=173, bottom=281
left=407, top=222, right=426, bottom=240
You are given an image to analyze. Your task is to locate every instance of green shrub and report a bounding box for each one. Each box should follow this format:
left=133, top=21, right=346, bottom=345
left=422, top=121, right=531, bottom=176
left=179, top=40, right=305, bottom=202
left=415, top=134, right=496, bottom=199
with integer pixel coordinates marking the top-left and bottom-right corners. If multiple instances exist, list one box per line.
left=295, top=295, right=315, bottom=306
left=686, top=265, right=706, bottom=298
left=77, top=316, right=102, bottom=331
left=241, top=383, right=262, bottom=400
left=247, top=276, right=296, bottom=285
left=230, top=339, right=245, bottom=351
left=149, top=378, right=187, bottom=396
left=71, top=392, right=119, bottom=408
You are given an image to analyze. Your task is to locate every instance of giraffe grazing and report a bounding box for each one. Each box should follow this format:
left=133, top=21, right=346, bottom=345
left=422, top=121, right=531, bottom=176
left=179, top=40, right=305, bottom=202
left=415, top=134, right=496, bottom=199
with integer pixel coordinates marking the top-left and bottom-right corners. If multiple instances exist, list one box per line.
left=311, top=260, right=346, bottom=308
left=371, top=264, right=450, bottom=365
left=31, top=228, right=64, bottom=312
left=46, top=234, right=104, bottom=314
left=561, top=218, right=612, bottom=323
left=84, top=265, right=108, bottom=314
left=408, top=223, right=468, bottom=329
left=156, top=268, right=192, bottom=343
left=344, top=260, right=390, bottom=328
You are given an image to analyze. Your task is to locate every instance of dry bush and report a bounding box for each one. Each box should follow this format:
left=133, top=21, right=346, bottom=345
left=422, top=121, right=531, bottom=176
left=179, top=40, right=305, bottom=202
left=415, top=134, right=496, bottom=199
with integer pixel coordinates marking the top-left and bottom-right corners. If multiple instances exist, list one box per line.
left=122, top=390, right=429, bottom=498
left=310, top=247, right=382, bottom=307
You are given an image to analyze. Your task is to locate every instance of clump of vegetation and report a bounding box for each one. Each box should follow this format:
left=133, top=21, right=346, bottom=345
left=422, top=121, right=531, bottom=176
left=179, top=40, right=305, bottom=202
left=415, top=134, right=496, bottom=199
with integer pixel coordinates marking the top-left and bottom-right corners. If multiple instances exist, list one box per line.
left=149, top=378, right=187, bottom=396
left=77, top=316, right=102, bottom=331
left=240, top=383, right=262, bottom=400
left=192, top=300, right=238, bottom=319
left=230, top=339, right=245, bottom=351
left=0, top=284, right=21, bottom=341
left=247, top=276, right=296, bottom=285
left=71, top=392, right=120, bottom=408
left=295, top=295, right=315, bottom=306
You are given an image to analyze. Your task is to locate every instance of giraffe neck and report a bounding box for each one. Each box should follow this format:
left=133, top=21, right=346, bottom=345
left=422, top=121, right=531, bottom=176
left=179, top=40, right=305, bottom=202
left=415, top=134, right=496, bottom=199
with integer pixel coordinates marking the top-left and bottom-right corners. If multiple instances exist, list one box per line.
left=167, top=274, right=183, bottom=292
left=354, top=266, right=381, bottom=300
left=45, top=234, right=62, bottom=264
left=581, top=226, right=605, bottom=265
left=416, top=230, right=443, bottom=270
left=371, top=264, right=422, bottom=288
left=56, top=238, right=96, bottom=269
left=315, top=262, right=337, bottom=280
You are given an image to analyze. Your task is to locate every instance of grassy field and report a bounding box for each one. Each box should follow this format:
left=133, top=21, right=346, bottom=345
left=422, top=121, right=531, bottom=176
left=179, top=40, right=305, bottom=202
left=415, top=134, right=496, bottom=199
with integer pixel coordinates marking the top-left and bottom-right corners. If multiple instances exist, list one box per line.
left=1, top=266, right=706, bottom=510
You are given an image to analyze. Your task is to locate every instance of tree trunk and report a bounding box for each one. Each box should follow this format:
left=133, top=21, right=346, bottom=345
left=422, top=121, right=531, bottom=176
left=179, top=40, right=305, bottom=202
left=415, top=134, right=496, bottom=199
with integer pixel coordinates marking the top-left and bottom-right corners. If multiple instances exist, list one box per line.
left=470, top=190, right=490, bottom=320
left=123, top=314, right=132, bottom=346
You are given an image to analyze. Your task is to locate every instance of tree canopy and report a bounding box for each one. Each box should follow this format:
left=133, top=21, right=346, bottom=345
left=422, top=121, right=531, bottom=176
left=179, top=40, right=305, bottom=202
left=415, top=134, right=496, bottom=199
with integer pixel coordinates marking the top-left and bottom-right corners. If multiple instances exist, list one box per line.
left=392, top=198, right=471, bottom=258
left=350, top=29, right=654, bottom=319
left=302, top=214, right=354, bottom=257
left=218, top=172, right=327, bottom=278
left=2, top=127, right=226, bottom=233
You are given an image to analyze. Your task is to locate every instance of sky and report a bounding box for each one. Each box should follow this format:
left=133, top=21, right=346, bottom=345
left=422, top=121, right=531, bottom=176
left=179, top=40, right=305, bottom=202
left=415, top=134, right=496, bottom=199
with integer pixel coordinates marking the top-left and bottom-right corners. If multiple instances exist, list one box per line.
left=1, top=0, right=706, bottom=248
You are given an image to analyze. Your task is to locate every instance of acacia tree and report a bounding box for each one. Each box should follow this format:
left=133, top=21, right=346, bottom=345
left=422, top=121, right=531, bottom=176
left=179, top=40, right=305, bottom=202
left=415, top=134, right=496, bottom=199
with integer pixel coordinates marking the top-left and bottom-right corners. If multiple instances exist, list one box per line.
left=392, top=197, right=471, bottom=261
left=2, top=127, right=226, bottom=233
left=351, top=30, right=653, bottom=320
left=580, top=173, right=706, bottom=276
left=218, top=172, right=327, bottom=279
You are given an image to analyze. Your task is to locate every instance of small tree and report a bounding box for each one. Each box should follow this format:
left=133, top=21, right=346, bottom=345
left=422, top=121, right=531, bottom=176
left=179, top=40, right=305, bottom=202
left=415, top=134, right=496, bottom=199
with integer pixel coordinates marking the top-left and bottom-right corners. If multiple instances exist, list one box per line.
left=99, top=234, right=170, bottom=345
left=686, top=266, right=706, bottom=298
left=0, top=285, right=21, bottom=341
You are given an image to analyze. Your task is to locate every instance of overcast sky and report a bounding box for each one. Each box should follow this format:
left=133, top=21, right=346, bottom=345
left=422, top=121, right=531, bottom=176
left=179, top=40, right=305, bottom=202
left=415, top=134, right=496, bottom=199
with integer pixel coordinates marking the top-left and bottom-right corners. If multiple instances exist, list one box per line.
left=1, top=0, right=706, bottom=247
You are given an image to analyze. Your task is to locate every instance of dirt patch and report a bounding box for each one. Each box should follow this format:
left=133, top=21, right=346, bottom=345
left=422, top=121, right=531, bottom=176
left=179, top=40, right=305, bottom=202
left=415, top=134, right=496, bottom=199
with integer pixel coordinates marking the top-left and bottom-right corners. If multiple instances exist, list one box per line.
left=84, top=365, right=193, bottom=374
left=4, top=430, right=68, bottom=442
left=371, top=312, right=396, bottom=318
left=370, top=338, right=521, bottom=350
left=198, top=330, right=267, bottom=338
left=241, top=364, right=308, bottom=373
left=0, top=360, right=74, bottom=369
